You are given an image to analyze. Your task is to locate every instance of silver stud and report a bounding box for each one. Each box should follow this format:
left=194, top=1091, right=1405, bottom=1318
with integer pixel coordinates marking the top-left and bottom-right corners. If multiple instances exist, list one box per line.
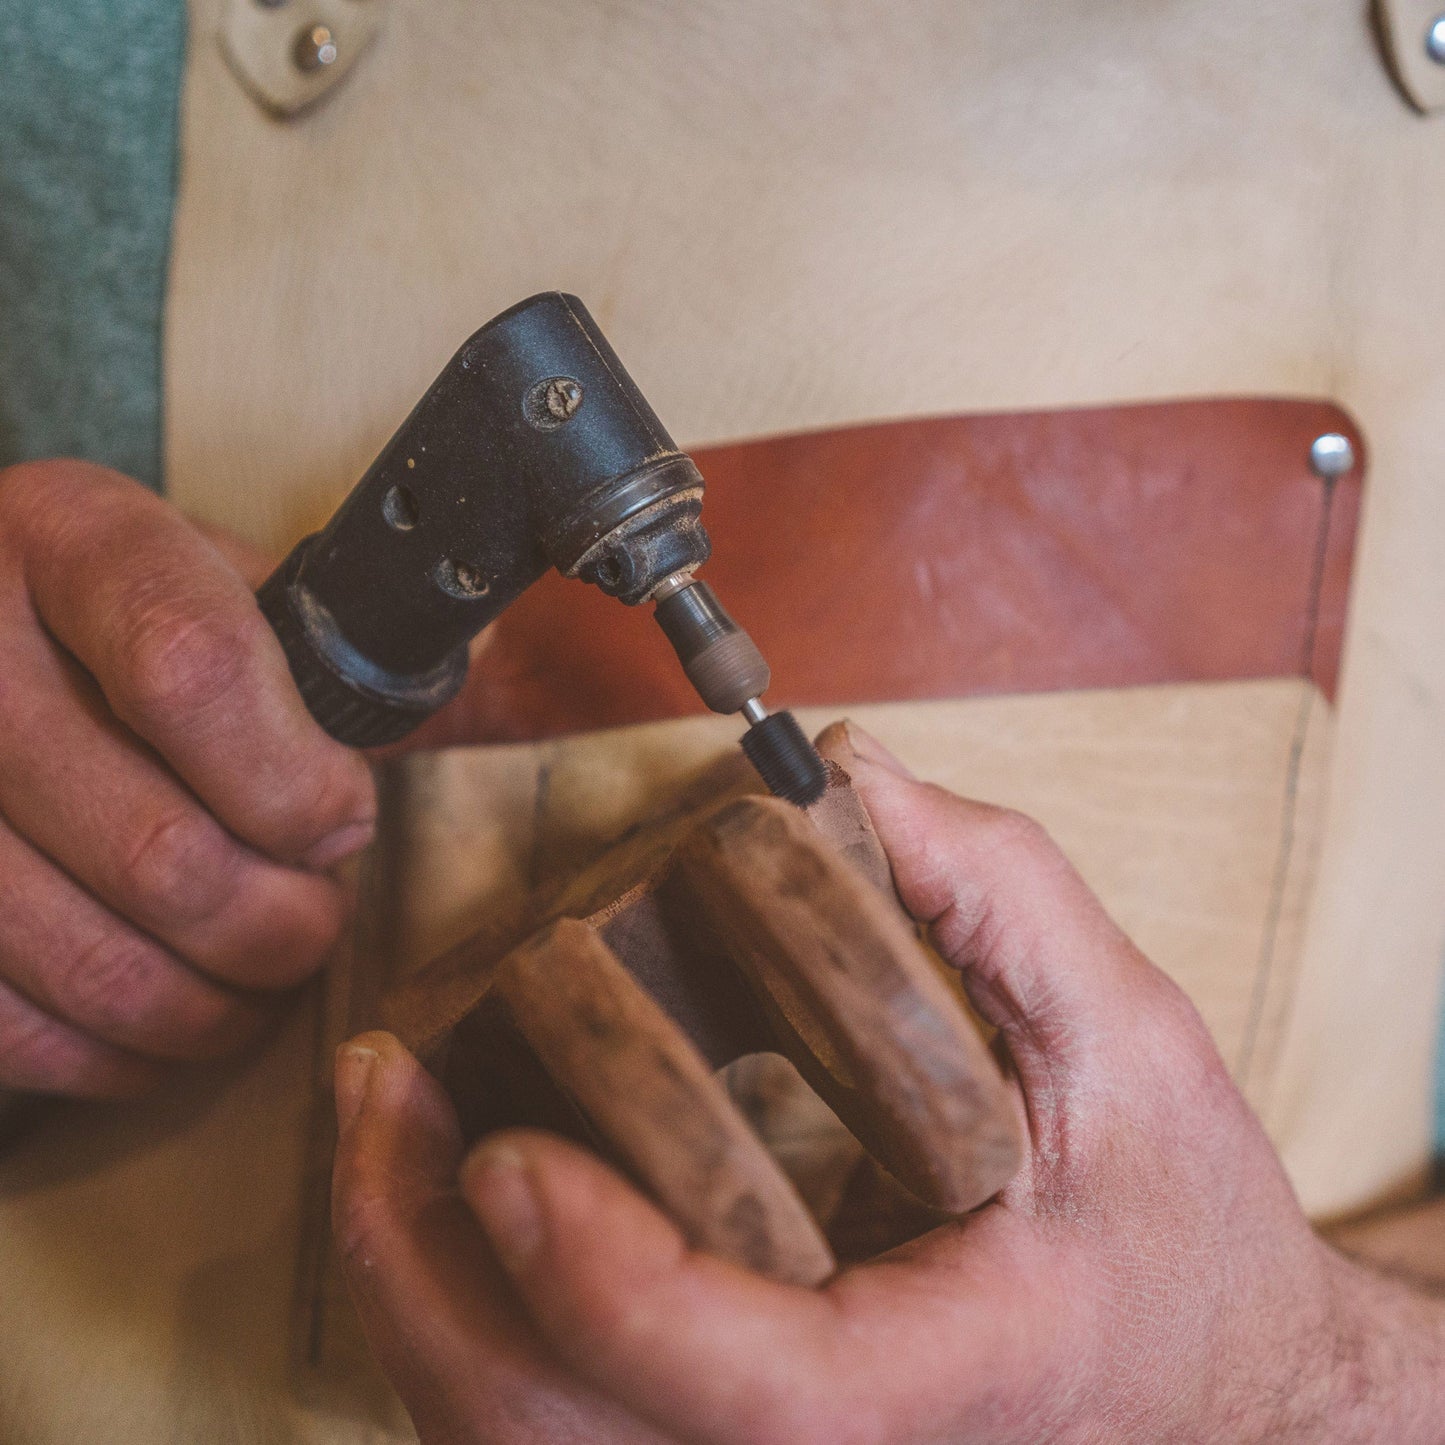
left=1428, top=16, right=1445, bottom=64
left=1310, top=433, right=1355, bottom=480
left=293, top=23, right=339, bottom=72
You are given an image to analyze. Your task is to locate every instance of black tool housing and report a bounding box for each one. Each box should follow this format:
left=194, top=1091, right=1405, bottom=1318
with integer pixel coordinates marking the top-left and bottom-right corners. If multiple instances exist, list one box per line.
left=257, top=293, right=711, bottom=746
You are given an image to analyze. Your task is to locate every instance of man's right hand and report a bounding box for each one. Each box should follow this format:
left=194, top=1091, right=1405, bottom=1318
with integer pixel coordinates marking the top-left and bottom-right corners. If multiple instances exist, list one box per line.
left=0, top=460, right=376, bottom=1097
left=330, top=724, right=1445, bottom=1444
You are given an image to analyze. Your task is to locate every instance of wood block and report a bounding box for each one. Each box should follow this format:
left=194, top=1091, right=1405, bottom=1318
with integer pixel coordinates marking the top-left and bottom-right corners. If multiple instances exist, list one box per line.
left=494, top=919, right=834, bottom=1286
left=382, top=763, right=1023, bottom=1283
left=677, top=798, right=1020, bottom=1214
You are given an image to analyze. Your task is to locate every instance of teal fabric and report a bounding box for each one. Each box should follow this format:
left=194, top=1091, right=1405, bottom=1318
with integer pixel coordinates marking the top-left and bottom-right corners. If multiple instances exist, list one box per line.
left=0, top=0, right=185, bottom=492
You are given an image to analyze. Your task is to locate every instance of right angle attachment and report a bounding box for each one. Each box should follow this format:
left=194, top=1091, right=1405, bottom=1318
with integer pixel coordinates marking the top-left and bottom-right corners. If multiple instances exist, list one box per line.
left=652, top=573, right=829, bottom=807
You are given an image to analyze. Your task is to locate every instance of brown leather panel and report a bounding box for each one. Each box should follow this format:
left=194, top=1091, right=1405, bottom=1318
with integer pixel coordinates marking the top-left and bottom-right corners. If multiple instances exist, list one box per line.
left=416, top=398, right=1364, bottom=747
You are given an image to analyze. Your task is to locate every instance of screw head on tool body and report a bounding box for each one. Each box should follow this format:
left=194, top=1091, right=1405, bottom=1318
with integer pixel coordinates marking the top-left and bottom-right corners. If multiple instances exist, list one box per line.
left=524, top=376, right=585, bottom=430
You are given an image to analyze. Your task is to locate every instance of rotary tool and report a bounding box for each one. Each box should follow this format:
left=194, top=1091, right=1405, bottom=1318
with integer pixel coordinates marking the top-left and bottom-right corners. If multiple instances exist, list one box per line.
left=256, top=292, right=827, bottom=806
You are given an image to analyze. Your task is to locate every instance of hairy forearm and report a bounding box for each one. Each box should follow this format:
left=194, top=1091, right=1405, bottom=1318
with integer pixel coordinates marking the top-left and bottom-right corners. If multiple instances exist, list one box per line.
left=1318, top=1247, right=1445, bottom=1442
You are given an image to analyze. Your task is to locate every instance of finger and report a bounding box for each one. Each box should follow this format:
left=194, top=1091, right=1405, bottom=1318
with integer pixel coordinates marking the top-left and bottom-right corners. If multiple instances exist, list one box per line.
left=0, top=629, right=347, bottom=989
left=816, top=721, right=1176, bottom=1075
left=332, top=1032, right=672, bottom=1445
left=461, top=1129, right=1068, bottom=1445
left=459, top=1129, right=851, bottom=1445
left=0, top=973, right=169, bottom=1097
left=7, top=462, right=375, bottom=866
left=0, top=814, right=269, bottom=1061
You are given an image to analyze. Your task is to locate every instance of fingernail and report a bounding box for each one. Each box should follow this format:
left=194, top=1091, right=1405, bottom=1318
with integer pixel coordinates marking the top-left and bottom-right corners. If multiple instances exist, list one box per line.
left=463, top=1142, right=543, bottom=1272
left=304, top=819, right=377, bottom=870
left=333, top=1042, right=378, bottom=1137
left=842, top=720, right=915, bottom=778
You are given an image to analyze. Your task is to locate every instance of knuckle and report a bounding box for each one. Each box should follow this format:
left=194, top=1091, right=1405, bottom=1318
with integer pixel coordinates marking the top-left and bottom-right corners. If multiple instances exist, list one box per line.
left=0, top=465, right=52, bottom=566
left=981, top=805, right=1057, bottom=863
left=1140, top=969, right=1225, bottom=1069
left=0, top=990, right=116, bottom=1095
left=56, top=932, right=171, bottom=1032
left=49, top=931, right=249, bottom=1061
left=113, top=598, right=257, bottom=728
left=195, top=869, right=346, bottom=992
left=745, top=1401, right=848, bottom=1445
left=116, top=807, right=236, bottom=925
left=0, top=996, right=63, bottom=1079
left=0, top=460, right=113, bottom=551
left=0, top=459, right=60, bottom=519
left=566, top=1274, right=645, bottom=1347
left=287, top=754, right=375, bottom=854
left=752, top=1420, right=810, bottom=1445
left=0, top=463, right=20, bottom=520
left=982, top=808, right=1087, bottom=903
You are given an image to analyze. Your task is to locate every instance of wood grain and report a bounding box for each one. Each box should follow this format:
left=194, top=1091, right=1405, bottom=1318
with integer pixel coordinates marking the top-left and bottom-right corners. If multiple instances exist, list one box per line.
left=493, top=918, right=835, bottom=1286
left=385, top=764, right=1025, bottom=1278
left=678, top=797, right=1022, bottom=1214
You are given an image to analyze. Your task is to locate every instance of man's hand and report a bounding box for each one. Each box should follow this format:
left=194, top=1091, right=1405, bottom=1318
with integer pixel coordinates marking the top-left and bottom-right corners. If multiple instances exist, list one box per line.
left=0, top=460, right=375, bottom=1097
left=331, top=722, right=1445, bottom=1443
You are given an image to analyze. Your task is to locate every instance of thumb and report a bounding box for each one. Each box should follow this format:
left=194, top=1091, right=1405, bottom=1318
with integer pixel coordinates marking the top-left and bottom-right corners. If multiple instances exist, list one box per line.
left=815, top=721, right=1178, bottom=1092
left=459, top=1129, right=844, bottom=1445
left=330, top=1032, right=663, bottom=1443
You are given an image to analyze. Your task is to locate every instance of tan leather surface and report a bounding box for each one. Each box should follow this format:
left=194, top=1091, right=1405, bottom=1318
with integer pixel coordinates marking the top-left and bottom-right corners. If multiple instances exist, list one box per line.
left=418, top=399, right=1363, bottom=747
left=162, top=0, right=1445, bottom=1226
left=1328, top=1195, right=1445, bottom=1288
left=0, top=3, right=1437, bottom=1440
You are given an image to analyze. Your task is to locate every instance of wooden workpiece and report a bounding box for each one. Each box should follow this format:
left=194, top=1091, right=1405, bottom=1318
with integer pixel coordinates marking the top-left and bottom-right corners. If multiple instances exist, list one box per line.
left=383, top=757, right=1023, bottom=1285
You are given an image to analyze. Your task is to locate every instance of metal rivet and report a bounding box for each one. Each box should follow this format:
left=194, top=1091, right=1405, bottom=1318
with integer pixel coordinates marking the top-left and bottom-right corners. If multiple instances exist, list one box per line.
left=524, top=376, right=585, bottom=430
left=293, top=23, right=339, bottom=72
left=1427, top=15, right=1445, bottom=64
left=1310, top=433, right=1355, bottom=479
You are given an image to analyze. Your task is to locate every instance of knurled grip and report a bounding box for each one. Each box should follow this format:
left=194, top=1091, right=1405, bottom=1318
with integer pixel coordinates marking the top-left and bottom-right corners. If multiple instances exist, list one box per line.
left=257, top=539, right=470, bottom=749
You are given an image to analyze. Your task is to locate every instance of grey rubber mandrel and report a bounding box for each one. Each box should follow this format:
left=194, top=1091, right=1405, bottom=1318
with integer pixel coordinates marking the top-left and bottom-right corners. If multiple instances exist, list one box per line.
left=653, top=578, right=826, bottom=806
left=654, top=579, right=772, bottom=714
left=682, top=630, right=771, bottom=715
left=741, top=711, right=829, bottom=807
